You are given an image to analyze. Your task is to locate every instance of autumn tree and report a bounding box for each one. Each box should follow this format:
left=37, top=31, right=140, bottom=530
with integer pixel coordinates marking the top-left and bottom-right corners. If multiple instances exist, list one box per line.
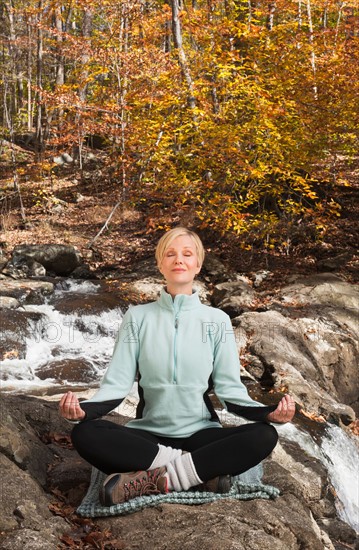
left=0, top=0, right=358, bottom=247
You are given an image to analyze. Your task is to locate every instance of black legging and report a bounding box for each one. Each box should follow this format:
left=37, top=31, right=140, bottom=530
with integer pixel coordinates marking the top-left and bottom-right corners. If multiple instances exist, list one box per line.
left=71, top=419, right=278, bottom=481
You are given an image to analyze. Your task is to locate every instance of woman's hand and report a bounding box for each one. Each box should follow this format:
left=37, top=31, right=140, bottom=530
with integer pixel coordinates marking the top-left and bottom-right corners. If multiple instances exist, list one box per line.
left=266, top=395, right=295, bottom=423
left=59, top=391, right=86, bottom=421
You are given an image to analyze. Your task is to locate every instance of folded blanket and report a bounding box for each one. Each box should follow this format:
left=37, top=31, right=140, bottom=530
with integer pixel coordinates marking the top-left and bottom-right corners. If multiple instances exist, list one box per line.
left=77, top=464, right=280, bottom=518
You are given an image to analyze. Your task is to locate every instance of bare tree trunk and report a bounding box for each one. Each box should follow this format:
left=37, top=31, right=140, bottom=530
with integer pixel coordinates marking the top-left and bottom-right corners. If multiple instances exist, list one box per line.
left=3, top=80, right=26, bottom=222
left=170, top=0, right=196, bottom=110
left=4, top=0, right=22, bottom=121
left=267, top=2, right=276, bottom=31
left=43, top=6, right=65, bottom=141
left=118, top=6, right=129, bottom=194
left=55, top=7, right=65, bottom=87
left=298, top=0, right=302, bottom=29
left=76, top=8, right=93, bottom=170
left=35, top=0, right=44, bottom=157
left=334, top=2, right=345, bottom=46
left=78, top=8, right=93, bottom=102
left=26, top=16, right=33, bottom=132
left=306, top=0, right=318, bottom=100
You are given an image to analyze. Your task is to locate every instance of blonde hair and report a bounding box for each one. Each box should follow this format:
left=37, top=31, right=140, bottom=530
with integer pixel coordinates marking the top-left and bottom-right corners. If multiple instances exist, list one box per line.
left=155, top=227, right=205, bottom=268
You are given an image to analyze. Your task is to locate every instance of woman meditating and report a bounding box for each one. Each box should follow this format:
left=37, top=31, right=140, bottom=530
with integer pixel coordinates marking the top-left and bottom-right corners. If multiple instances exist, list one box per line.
left=59, top=227, right=295, bottom=506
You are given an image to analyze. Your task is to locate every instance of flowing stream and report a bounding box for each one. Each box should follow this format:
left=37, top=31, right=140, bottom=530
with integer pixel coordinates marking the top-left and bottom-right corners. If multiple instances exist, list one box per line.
left=1, top=279, right=358, bottom=532
left=277, top=422, right=359, bottom=532
left=1, top=280, right=123, bottom=392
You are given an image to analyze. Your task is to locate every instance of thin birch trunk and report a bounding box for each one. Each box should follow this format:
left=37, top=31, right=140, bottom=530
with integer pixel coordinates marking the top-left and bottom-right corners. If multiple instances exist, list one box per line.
left=267, top=2, right=276, bottom=31
left=27, top=16, right=33, bottom=132
left=77, top=8, right=93, bottom=170
left=170, top=0, right=196, bottom=110
left=306, top=0, right=318, bottom=100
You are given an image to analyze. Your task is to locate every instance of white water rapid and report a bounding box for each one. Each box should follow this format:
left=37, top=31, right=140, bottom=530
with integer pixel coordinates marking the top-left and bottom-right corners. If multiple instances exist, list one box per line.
left=276, top=422, right=358, bottom=532
left=0, top=280, right=123, bottom=391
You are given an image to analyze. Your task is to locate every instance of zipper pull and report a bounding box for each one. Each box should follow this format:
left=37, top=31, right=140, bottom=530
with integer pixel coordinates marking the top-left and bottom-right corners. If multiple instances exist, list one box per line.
left=175, top=317, right=179, bottom=329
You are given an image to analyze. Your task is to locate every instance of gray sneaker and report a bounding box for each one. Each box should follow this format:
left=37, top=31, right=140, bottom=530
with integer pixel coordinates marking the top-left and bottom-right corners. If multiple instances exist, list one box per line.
left=100, top=467, right=168, bottom=506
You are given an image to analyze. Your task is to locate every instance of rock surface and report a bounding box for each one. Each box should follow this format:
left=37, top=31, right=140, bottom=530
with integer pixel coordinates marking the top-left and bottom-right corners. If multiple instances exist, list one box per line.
left=11, top=244, right=81, bottom=276
left=0, top=253, right=358, bottom=549
left=0, top=395, right=357, bottom=549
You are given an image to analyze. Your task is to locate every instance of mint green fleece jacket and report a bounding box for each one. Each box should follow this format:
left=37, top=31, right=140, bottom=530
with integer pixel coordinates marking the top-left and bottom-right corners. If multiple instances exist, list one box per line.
left=81, top=289, right=270, bottom=437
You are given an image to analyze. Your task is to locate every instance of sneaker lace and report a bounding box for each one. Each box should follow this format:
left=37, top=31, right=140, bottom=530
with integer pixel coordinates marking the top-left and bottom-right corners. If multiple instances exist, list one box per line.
left=124, top=470, right=162, bottom=501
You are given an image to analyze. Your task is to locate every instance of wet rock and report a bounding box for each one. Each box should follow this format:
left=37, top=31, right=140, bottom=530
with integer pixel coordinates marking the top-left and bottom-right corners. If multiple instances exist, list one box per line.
left=2, top=256, right=46, bottom=278
left=37, top=358, right=98, bottom=384
left=69, top=264, right=93, bottom=279
left=50, top=285, right=124, bottom=314
left=0, top=309, right=44, bottom=361
left=0, top=278, right=54, bottom=302
left=13, top=244, right=81, bottom=276
left=0, top=295, right=20, bottom=309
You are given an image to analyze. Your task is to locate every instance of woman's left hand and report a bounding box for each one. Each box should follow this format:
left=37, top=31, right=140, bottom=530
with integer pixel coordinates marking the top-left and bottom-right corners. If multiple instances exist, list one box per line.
left=266, top=394, right=296, bottom=423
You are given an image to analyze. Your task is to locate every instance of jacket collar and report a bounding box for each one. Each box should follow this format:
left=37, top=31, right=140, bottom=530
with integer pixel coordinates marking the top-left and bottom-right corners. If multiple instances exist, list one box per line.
left=158, top=287, right=201, bottom=311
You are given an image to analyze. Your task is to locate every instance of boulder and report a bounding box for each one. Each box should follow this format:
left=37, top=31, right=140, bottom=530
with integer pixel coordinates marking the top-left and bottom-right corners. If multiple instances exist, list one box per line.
left=207, top=274, right=359, bottom=419
left=2, top=256, right=46, bottom=279
left=13, top=244, right=81, bottom=276
left=0, top=296, right=20, bottom=309
left=212, top=280, right=257, bottom=317
left=36, top=358, right=98, bottom=384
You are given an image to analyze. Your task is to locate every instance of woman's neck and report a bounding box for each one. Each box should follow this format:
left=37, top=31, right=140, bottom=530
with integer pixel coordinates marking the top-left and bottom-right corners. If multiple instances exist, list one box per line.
left=165, top=284, right=193, bottom=298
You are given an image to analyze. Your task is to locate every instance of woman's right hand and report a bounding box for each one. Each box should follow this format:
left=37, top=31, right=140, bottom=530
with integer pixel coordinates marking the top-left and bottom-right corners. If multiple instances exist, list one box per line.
left=59, top=391, right=86, bottom=421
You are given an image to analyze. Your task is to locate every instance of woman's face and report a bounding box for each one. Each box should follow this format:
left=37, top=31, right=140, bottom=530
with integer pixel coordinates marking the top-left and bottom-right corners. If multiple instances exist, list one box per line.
left=159, top=235, right=201, bottom=292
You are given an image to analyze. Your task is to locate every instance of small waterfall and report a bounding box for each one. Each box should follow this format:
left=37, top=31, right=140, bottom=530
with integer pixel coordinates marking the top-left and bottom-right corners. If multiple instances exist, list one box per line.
left=216, top=410, right=358, bottom=532
left=277, top=422, right=359, bottom=532
left=321, top=424, right=359, bottom=531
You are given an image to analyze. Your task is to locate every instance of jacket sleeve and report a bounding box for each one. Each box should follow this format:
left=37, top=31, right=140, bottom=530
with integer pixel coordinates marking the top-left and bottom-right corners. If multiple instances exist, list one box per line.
left=78, top=307, right=140, bottom=421
left=212, top=312, right=275, bottom=422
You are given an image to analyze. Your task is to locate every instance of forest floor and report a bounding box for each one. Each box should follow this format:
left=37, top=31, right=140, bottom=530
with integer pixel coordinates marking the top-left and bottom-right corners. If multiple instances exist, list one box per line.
left=0, top=140, right=358, bottom=287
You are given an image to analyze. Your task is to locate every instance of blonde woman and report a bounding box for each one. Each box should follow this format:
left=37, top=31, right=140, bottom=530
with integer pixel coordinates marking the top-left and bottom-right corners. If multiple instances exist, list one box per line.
left=59, top=227, right=295, bottom=505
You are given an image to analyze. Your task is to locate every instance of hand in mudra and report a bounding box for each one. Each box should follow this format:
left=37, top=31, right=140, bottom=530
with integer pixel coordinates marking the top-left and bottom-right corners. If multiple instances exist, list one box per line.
left=59, top=391, right=86, bottom=421
left=266, top=394, right=295, bottom=423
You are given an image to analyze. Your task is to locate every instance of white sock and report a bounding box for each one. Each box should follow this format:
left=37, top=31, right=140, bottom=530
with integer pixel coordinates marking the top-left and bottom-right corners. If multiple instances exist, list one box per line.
left=148, top=444, right=183, bottom=470
left=165, top=452, right=202, bottom=492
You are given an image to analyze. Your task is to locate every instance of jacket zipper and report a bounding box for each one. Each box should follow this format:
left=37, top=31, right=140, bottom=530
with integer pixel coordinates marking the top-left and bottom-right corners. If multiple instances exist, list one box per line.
left=173, top=312, right=179, bottom=384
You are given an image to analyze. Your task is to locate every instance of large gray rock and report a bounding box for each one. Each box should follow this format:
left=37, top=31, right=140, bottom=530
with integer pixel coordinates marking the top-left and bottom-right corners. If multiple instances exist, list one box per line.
left=13, top=244, right=81, bottom=276
left=211, top=274, right=359, bottom=420
left=2, top=256, right=46, bottom=279
left=212, top=279, right=257, bottom=316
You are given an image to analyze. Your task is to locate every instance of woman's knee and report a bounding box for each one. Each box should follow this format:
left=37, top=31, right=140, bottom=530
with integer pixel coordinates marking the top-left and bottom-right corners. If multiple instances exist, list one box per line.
left=260, top=423, right=278, bottom=452
left=71, top=420, right=94, bottom=451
